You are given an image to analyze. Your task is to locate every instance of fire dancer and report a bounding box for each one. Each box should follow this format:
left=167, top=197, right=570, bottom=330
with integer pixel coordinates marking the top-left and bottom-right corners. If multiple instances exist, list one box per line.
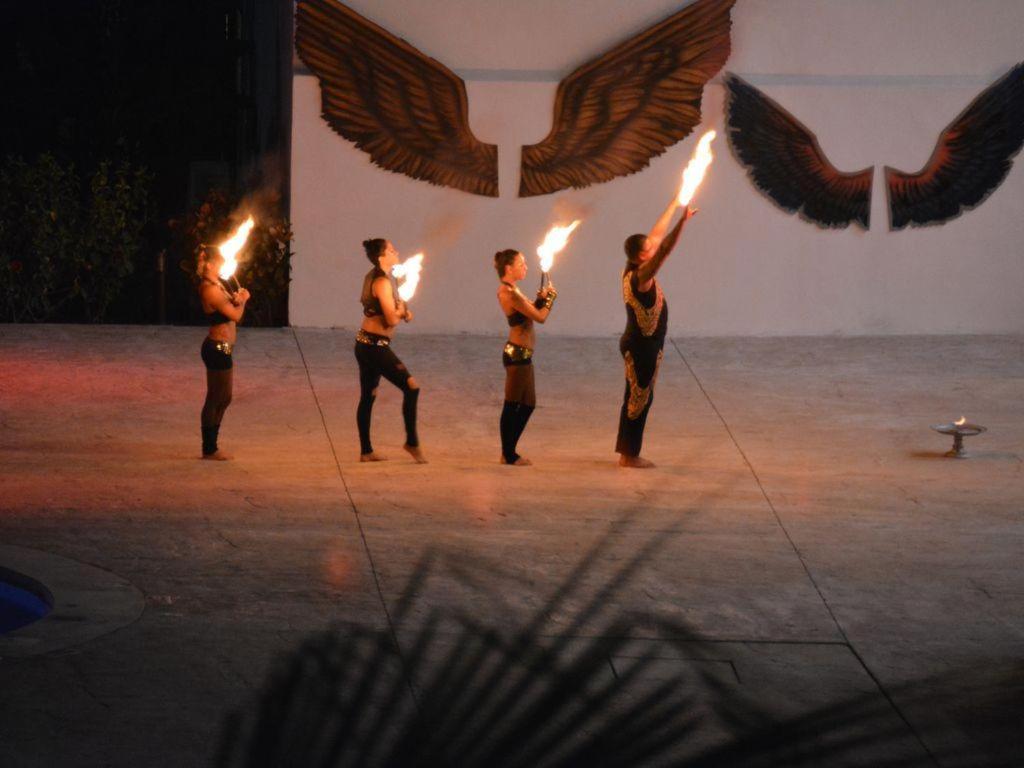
left=354, top=238, right=426, bottom=463
left=495, top=249, right=557, bottom=466
left=197, top=246, right=250, bottom=460
left=616, top=200, right=697, bottom=467
left=616, top=130, right=713, bottom=468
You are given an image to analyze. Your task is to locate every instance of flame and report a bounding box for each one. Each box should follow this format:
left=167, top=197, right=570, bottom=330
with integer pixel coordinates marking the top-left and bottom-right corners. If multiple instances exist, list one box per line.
left=392, top=253, right=424, bottom=302
left=217, top=216, right=255, bottom=280
left=677, top=130, right=717, bottom=206
left=954, top=416, right=966, bottom=426
left=537, top=220, right=581, bottom=274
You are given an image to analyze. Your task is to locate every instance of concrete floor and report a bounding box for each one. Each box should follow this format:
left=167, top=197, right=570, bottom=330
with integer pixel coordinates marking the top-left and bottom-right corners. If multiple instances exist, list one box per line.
left=0, top=325, right=1021, bottom=767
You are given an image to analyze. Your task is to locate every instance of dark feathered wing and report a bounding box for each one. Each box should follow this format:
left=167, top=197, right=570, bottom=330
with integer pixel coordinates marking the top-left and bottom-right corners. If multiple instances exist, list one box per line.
left=886, top=62, right=1024, bottom=229
left=519, top=0, right=735, bottom=198
left=725, top=73, right=873, bottom=230
left=295, top=0, right=498, bottom=197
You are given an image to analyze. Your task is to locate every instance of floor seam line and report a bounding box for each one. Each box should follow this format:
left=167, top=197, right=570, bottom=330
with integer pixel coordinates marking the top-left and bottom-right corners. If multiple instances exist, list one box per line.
left=291, top=328, right=420, bottom=710
left=669, top=337, right=938, bottom=766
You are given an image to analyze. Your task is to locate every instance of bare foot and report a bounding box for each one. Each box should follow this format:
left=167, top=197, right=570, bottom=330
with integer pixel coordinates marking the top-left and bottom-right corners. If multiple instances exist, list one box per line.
left=360, top=452, right=387, bottom=462
left=618, top=454, right=655, bottom=468
left=202, top=450, right=233, bottom=461
left=500, top=455, right=533, bottom=466
left=403, top=444, right=428, bottom=464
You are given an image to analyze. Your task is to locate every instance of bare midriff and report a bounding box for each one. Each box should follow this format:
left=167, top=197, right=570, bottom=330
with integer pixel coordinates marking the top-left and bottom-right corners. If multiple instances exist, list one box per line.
left=207, top=320, right=237, bottom=344
left=507, top=320, right=535, bottom=350
left=360, top=314, right=394, bottom=338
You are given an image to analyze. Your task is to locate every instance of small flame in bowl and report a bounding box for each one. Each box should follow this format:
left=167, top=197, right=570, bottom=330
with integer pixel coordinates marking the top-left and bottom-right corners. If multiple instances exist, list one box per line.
left=954, top=416, right=966, bottom=426
left=392, top=253, right=424, bottom=302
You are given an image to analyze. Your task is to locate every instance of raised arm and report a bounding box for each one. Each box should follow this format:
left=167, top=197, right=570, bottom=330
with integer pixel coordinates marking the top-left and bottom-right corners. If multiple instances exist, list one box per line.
left=646, top=195, right=681, bottom=252
left=373, top=276, right=407, bottom=328
left=636, top=206, right=696, bottom=288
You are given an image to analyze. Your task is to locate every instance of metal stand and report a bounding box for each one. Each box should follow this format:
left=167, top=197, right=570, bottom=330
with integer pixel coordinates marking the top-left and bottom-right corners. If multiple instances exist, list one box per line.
left=930, top=422, right=986, bottom=458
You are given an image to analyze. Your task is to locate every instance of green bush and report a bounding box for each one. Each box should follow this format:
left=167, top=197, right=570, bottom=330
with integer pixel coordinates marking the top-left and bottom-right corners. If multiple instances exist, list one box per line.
left=0, top=155, right=78, bottom=321
left=0, top=153, right=151, bottom=323
left=77, top=160, right=151, bottom=322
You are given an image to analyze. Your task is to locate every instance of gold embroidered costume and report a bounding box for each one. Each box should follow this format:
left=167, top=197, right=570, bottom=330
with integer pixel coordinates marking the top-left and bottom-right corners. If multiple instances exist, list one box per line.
left=624, top=349, right=664, bottom=420
left=616, top=267, right=668, bottom=457
left=622, top=271, right=664, bottom=337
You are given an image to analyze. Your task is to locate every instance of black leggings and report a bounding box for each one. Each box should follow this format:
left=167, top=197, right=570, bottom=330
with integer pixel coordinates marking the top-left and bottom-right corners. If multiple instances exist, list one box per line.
left=615, top=334, right=664, bottom=457
left=500, top=351, right=536, bottom=463
left=200, top=338, right=233, bottom=455
left=354, top=339, right=419, bottom=454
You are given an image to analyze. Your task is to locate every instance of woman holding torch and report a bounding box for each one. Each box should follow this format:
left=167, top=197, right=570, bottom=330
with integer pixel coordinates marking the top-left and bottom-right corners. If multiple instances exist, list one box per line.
left=197, top=243, right=251, bottom=460
left=494, top=248, right=558, bottom=466
left=354, top=238, right=426, bottom=463
left=616, top=132, right=713, bottom=468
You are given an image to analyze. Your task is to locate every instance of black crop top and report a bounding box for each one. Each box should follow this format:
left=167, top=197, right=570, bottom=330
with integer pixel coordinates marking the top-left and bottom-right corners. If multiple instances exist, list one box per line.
left=361, top=267, right=387, bottom=317
left=507, top=311, right=527, bottom=327
left=205, top=308, right=232, bottom=325
left=502, top=282, right=531, bottom=326
left=201, top=279, right=234, bottom=325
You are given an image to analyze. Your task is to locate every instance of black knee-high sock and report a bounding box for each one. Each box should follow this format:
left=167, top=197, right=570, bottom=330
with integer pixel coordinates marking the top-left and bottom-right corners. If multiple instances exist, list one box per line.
left=201, top=424, right=220, bottom=456
left=402, top=388, right=420, bottom=447
left=500, top=400, right=521, bottom=463
left=512, top=403, right=534, bottom=449
left=357, top=394, right=375, bottom=454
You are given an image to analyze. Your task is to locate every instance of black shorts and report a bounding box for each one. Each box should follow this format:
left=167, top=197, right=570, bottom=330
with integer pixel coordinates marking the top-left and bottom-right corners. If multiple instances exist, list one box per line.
left=502, top=342, right=533, bottom=367
left=201, top=337, right=233, bottom=371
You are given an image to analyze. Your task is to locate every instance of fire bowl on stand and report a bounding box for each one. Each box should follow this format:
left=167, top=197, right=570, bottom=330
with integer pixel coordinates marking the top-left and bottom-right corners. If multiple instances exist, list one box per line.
left=930, top=420, right=987, bottom=458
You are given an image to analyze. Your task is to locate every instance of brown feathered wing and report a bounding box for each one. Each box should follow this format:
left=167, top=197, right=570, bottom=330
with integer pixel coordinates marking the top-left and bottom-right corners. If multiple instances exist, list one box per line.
left=295, top=0, right=498, bottom=197
left=725, top=73, right=873, bottom=229
left=519, top=0, right=735, bottom=198
left=886, top=62, right=1024, bottom=229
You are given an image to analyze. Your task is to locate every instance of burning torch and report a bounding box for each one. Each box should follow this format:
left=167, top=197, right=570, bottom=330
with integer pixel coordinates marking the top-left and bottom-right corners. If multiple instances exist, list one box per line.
left=677, top=130, right=716, bottom=208
left=216, top=216, right=255, bottom=298
left=391, top=253, right=424, bottom=320
left=536, top=220, right=581, bottom=291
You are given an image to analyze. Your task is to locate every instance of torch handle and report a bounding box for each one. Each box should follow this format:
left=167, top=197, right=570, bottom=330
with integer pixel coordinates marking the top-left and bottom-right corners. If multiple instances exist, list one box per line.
left=219, top=276, right=242, bottom=298
left=540, top=271, right=548, bottom=291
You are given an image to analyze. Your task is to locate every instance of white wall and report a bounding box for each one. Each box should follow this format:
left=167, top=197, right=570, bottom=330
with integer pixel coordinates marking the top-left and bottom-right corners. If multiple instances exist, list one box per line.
left=290, top=0, right=1024, bottom=335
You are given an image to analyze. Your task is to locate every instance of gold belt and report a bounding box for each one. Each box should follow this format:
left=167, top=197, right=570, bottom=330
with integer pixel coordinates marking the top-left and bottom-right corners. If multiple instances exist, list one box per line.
left=356, top=330, right=391, bottom=347
left=503, top=342, right=533, bottom=362
left=211, top=340, right=232, bottom=355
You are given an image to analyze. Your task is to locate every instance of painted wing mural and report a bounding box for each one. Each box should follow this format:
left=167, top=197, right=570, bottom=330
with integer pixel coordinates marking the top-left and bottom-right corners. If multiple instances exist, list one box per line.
left=886, top=62, right=1024, bottom=230
left=519, top=0, right=736, bottom=198
left=295, top=0, right=499, bottom=197
left=725, top=73, right=874, bottom=230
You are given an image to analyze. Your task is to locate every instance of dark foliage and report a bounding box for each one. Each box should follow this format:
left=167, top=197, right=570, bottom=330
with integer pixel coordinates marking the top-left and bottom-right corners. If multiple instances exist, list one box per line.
left=1, top=0, right=292, bottom=323
left=0, top=153, right=151, bottom=322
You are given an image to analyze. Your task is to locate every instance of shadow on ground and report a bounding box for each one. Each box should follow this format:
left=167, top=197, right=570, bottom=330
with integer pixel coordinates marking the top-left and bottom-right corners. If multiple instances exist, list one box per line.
left=213, top=520, right=1009, bottom=767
